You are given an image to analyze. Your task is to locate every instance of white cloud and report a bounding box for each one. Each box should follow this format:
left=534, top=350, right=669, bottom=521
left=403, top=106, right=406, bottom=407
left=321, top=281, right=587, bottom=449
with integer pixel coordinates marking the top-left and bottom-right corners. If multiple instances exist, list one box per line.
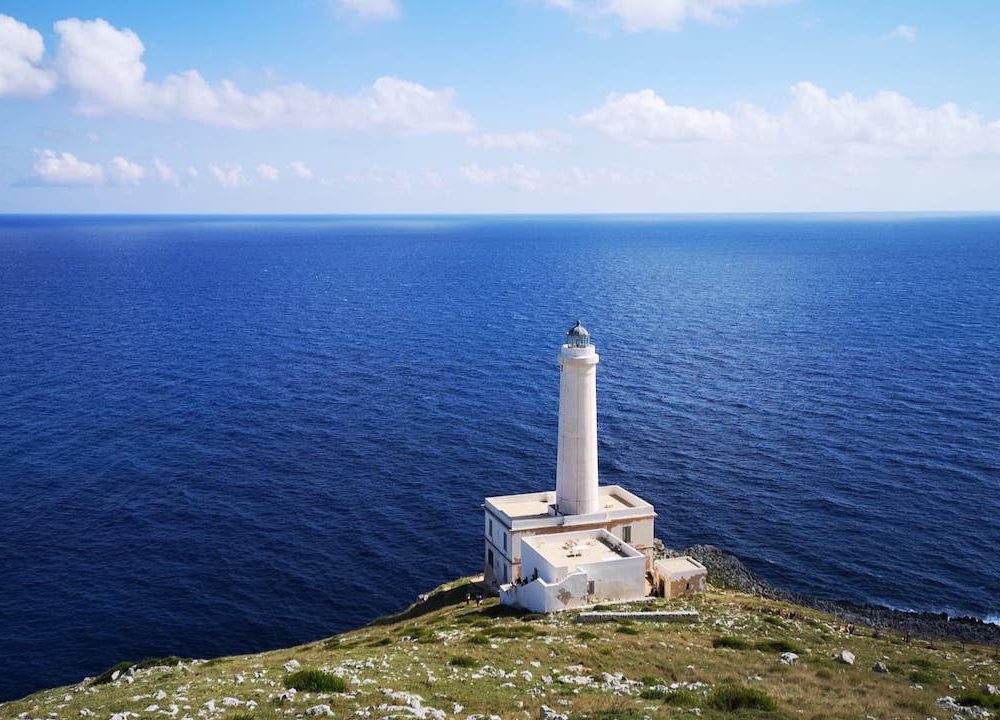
left=460, top=163, right=542, bottom=191
left=546, top=0, right=791, bottom=32
left=288, top=160, right=314, bottom=179
left=110, top=155, right=145, bottom=185
left=0, top=14, right=57, bottom=97
left=210, top=164, right=248, bottom=188
left=577, top=89, right=733, bottom=143
left=51, top=17, right=471, bottom=132
left=889, top=24, right=917, bottom=42
left=423, top=170, right=443, bottom=189
left=467, top=130, right=570, bottom=151
left=256, top=163, right=280, bottom=180
left=153, top=157, right=180, bottom=186
left=186, top=165, right=198, bottom=178
left=334, top=0, right=400, bottom=21
left=32, top=148, right=104, bottom=185
left=578, top=82, right=1000, bottom=158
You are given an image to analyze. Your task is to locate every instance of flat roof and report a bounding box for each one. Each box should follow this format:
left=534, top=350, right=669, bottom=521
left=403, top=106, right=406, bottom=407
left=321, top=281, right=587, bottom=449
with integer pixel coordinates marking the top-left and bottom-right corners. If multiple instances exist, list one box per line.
left=485, top=485, right=654, bottom=525
left=525, top=529, right=640, bottom=572
left=654, top=556, right=707, bottom=575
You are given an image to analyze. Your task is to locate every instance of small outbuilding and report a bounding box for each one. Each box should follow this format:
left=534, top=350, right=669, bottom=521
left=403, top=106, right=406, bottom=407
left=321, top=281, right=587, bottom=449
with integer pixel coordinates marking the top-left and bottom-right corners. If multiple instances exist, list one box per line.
left=499, top=528, right=648, bottom=613
left=653, top=556, right=707, bottom=599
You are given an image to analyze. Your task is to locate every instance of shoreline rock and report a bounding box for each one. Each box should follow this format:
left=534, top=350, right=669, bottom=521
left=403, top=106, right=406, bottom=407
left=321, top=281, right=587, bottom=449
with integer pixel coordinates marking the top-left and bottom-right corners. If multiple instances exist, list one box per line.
left=658, top=541, right=1000, bottom=647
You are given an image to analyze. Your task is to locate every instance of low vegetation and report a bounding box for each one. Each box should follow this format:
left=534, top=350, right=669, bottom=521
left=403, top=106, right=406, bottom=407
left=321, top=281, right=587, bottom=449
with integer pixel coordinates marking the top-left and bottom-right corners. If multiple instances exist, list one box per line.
left=284, top=668, right=347, bottom=693
left=2, top=576, right=996, bottom=720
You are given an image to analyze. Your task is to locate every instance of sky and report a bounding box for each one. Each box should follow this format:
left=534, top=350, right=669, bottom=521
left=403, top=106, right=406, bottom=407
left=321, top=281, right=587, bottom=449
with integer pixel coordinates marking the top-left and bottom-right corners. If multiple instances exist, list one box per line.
left=1, top=0, right=999, bottom=214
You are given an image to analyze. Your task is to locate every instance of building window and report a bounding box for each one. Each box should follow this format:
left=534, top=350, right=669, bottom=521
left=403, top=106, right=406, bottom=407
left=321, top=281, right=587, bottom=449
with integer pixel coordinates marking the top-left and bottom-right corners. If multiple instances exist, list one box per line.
left=503, top=532, right=507, bottom=551
left=488, top=518, right=493, bottom=536
left=487, top=548, right=494, bottom=567
left=622, top=525, right=632, bottom=543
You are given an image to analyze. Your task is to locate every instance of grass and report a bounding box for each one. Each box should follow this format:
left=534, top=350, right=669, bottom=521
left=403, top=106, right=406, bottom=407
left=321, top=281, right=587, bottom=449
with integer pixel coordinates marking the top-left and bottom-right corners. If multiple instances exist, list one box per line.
left=755, top=639, right=803, bottom=654
left=284, top=669, right=347, bottom=693
left=707, top=685, right=777, bottom=712
left=955, top=690, right=1000, bottom=710
left=3, top=576, right=995, bottom=720
left=908, top=669, right=938, bottom=685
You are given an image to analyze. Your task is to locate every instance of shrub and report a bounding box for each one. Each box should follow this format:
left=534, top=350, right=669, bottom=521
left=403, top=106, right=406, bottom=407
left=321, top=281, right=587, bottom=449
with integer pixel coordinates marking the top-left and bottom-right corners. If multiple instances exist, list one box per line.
left=466, top=634, right=490, bottom=645
left=707, top=685, right=777, bottom=712
left=640, top=687, right=699, bottom=706
left=577, top=630, right=600, bottom=641
left=448, top=656, right=477, bottom=668
left=755, top=639, right=803, bottom=654
left=955, top=691, right=1000, bottom=711
left=908, top=670, right=937, bottom=685
left=284, top=669, right=347, bottom=693
left=91, top=661, right=134, bottom=685
left=640, top=675, right=663, bottom=687
left=762, top=615, right=786, bottom=627
left=712, top=636, right=751, bottom=650
left=616, top=624, right=640, bottom=636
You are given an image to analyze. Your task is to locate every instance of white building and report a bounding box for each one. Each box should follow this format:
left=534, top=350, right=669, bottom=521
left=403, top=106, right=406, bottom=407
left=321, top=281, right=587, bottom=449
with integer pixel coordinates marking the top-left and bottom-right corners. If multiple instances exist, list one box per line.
left=484, top=322, right=657, bottom=612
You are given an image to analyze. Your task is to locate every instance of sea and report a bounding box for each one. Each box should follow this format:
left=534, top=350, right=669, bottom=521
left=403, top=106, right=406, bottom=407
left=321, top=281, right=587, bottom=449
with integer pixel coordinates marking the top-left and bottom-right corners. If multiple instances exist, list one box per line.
left=1, top=214, right=998, bottom=701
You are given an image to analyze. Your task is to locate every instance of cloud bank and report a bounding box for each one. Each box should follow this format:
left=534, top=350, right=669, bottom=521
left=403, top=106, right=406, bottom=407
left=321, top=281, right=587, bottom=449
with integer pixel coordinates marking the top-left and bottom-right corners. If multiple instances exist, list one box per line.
left=545, top=0, right=791, bottom=32
left=4, top=14, right=472, bottom=133
left=578, top=82, right=1000, bottom=157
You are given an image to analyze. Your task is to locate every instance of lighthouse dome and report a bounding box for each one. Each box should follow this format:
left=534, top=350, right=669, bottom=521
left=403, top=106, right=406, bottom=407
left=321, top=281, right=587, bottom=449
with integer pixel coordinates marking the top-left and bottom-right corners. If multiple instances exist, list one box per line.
left=566, top=320, right=590, bottom=348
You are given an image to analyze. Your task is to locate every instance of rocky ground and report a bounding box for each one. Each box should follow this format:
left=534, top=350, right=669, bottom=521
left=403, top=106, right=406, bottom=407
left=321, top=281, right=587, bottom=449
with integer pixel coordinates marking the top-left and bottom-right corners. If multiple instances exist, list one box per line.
left=660, top=543, right=1000, bottom=648
left=2, top=575, right=998, bottom=720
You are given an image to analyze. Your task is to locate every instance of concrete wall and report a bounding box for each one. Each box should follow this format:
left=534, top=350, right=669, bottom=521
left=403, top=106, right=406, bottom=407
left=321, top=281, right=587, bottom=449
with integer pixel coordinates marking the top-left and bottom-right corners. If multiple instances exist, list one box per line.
left=500, top=572, right=591, bottom=614
left=578, top=552, right=647, bottom=603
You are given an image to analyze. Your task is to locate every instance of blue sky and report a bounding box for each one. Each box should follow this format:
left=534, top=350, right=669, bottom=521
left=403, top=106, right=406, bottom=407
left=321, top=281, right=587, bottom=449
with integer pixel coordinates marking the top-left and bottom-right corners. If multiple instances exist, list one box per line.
left=2, top=0, right=999, bottom=213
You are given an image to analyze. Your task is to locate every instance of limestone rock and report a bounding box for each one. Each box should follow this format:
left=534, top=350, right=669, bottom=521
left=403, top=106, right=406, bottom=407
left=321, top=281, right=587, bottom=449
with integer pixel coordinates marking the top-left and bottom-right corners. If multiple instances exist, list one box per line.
left=872, top=661, right=889, bottom=673
left=306, top=704, right=334, bottom=716
left=836, top=650, right=855, bottom=665
left=985, top=685, right=999, bottom=696
left=283, top=659, right=301, bottom=673
left=779, top=652, right=798, bottom=665
left=539, top=705, right=568, bottom=720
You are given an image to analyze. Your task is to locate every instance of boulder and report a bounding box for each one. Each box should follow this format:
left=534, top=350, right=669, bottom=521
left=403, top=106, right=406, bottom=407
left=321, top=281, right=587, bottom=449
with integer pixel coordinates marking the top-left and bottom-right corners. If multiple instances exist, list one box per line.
left=872, top=662, right=889, bottom=673
left=306, top=704, right=334, bottom=717
left=539, top=706, right=568, bottom=720
left=779, top=652, right=798, bottom=665
left=836, top=650, right=855, bottom=665
left=283, top=659, right=301, bottom=673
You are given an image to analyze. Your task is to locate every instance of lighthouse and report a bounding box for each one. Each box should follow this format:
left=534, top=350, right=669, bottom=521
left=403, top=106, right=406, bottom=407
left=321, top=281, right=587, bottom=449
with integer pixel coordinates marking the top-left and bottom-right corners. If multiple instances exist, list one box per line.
left=482, top=321, right=660, bottom=610
left=555, top=321, right=600, bottom=516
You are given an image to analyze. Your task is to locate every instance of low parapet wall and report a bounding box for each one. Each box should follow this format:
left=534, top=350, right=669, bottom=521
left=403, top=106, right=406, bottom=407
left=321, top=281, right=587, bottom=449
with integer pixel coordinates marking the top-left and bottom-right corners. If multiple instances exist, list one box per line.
left=575, top=610, right=699, bottom=623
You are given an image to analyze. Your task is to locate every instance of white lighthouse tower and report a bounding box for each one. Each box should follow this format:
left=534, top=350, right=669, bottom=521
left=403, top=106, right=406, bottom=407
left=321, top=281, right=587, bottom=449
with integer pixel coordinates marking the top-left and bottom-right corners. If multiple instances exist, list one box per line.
left=555, top=321, right=600, bottom=516
left=482, top=322, right=661, bottom=611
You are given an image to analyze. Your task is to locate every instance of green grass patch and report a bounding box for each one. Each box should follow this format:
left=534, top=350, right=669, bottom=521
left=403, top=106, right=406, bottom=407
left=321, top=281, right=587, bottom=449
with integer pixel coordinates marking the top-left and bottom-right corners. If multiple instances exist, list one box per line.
left=466, top=634, right=490, bottom=645
left=284, top=669, right=347, bottom=693
left=448, top=656, right=477, bottom=668
left=91, top=661, right=134, bottom=685
left=707, top=684, right=777, bottom=712
left=712, top=636, right=751, bottom=650
left=908, top=669, right=938, bottom=685
left=576, top=630, right=600, bottom=641
left=755, top=639, right=803, bottom=654
left=615, top=624, right=640, bottom=635
left=955, top=691, right=1000, bottom=711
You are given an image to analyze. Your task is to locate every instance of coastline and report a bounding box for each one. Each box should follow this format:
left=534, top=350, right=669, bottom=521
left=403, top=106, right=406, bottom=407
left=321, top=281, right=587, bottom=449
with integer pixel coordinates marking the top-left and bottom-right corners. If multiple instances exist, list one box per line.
left=665, top=543, right=1000, bottom=648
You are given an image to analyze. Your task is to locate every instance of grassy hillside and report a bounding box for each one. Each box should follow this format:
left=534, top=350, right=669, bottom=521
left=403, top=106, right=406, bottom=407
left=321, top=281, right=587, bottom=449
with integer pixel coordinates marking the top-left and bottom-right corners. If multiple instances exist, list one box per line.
left=3, top=578, right=997, bottom=720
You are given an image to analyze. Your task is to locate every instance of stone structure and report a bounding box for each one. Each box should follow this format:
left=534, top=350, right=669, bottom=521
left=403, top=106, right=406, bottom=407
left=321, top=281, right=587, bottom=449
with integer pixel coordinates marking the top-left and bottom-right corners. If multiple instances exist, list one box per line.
left=652, top=556, right=708, bottom=599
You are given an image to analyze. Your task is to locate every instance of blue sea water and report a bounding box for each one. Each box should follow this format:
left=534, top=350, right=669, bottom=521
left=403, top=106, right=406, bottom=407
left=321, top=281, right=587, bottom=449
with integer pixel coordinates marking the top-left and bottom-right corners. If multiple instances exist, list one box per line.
left=1, top=214, right=998, bottom=701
